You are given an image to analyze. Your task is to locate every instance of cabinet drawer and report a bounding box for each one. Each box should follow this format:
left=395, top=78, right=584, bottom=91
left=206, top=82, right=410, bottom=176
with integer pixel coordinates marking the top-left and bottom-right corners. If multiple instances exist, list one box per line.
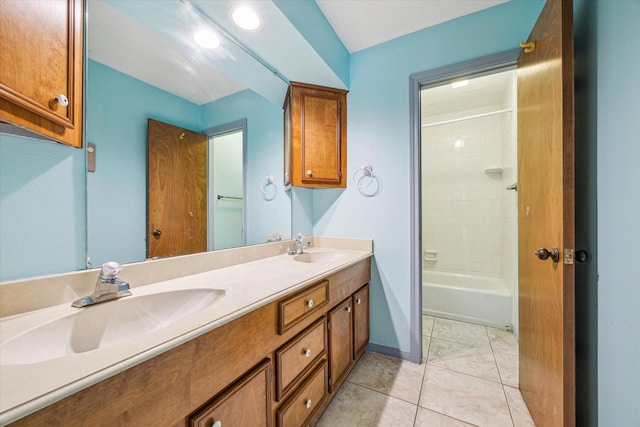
left=276, top=317, right=327, bottom=400
left=276, top=359, right=328, bottom=427
left=279, top=280, right=328, bottom=334
left=189, top=359, right=272, bottom=427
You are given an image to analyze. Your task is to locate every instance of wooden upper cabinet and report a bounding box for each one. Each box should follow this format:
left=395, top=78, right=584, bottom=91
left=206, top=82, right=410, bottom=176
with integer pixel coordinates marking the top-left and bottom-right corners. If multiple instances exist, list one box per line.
left=284, top=82, right=348, bottom=188
left=0, top=0, right=83, bottom=148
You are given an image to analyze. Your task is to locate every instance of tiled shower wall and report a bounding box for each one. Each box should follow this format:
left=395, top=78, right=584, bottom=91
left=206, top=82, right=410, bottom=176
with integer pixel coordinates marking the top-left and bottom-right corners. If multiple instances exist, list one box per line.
left=421, top=79, right=516, bottom=290
left=422, top=109, right=504, bottom=276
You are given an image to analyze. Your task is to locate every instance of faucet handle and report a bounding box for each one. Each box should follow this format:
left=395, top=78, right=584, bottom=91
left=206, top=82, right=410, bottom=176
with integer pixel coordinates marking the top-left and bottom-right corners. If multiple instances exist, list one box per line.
left=100, top=261, right=122, bottom=280
left=296, top=232, right=304, bottom=242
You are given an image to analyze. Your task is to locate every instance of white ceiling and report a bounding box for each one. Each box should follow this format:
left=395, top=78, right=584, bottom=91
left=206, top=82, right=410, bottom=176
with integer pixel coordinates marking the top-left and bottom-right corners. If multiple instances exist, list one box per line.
left=88, top=0, right=510, bottom=105
left=316, top=0, right=509, bottom=53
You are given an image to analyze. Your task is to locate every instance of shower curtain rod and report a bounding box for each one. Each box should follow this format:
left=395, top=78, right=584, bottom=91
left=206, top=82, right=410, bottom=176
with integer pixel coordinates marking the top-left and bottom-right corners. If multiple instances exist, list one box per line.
left=422, top=108, right=513, bottom=128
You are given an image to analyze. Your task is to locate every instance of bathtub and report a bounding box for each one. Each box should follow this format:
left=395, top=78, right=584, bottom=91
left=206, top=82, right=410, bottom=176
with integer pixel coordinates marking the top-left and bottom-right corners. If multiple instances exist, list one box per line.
left=422, top=270, right=512, bottom=330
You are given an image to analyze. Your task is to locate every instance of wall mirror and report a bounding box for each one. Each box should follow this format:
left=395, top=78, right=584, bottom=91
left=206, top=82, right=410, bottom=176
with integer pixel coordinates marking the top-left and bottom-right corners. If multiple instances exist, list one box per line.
left=85, top=0, right=292, bottom=267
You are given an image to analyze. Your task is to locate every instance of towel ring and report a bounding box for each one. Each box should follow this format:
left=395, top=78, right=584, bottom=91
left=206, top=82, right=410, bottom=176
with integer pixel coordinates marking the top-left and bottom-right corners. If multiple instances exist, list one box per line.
left=353, top=165, right=375, bottom=189
left=353, top=164, right=381, bottom=197
left=260, top=175, right=277, bottom=200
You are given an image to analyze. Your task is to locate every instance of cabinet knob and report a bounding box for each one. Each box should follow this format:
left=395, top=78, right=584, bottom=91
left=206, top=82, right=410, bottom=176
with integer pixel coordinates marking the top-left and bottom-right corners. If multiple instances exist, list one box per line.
left=54, top=94, right=69, bottom=107
left=211, top=421, right=222, bottom=427
left=356, top=298, right=361, bottom=305
left=307, top=299, right=314, bottom=308
left=306, top=169, right=312, bottom=176
left=305, top=399, right=312, bottom=409
left=346, top=306, right=352, bottom=313
left=304, top=348, right=312, bottom=358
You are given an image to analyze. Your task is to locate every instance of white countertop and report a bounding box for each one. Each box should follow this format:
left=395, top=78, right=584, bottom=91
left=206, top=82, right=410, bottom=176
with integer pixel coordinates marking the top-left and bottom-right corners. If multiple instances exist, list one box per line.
left=0, top=244, right=372, bottom=425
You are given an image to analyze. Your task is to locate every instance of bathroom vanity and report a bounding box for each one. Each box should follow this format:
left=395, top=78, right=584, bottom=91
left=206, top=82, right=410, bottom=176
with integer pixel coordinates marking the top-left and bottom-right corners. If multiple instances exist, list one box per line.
left=0, top=238, right=372, bottom=426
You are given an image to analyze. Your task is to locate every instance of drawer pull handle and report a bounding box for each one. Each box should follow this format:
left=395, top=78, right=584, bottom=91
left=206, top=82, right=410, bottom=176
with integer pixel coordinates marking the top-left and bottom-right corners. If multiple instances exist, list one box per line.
left=304, top=348, right=312, bottom=357
left=307, top=299, right=314, bottom=308
left=305, top=399, right=312, bottom=409
left=357, top=298, right=361, bottom=304
left=211, top=421, right=222, bottom=427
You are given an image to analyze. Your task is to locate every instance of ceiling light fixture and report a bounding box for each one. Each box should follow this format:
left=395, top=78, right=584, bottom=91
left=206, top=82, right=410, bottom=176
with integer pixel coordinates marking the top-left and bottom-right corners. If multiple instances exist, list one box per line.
left=194, top=28, right=220, bottom=49
left=451, top=80, right=469, bottom=89
left=232, top=6, right=261, bottom=30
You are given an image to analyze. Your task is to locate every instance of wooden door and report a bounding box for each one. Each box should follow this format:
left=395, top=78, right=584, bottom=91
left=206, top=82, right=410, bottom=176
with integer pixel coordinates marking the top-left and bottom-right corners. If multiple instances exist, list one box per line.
left=352, top=284, right=369, bottom=360
left=517, top=0, right=575, bottom=425
left=327, top=298, right=352, bottom=392
left=148, top=119, right=207, bottom=259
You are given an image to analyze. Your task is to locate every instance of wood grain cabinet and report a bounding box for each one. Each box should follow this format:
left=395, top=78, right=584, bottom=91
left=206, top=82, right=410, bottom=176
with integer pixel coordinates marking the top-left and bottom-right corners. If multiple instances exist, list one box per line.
left=276, top=317, right=327, bottom=401
left=8, top=259, right=371, bottom=427
left=0, top=0, right=83, bottom=148
left=327, top=284, right=370, bottom=392
left=276, top=360, right=328, bottom=427
left=189, top=359, right=272, bottom=427
left=327, top=298, right=353, bottom=392
left=284, top=82, right=348, bottom=188
left=353, top=284, right=370, bottom=360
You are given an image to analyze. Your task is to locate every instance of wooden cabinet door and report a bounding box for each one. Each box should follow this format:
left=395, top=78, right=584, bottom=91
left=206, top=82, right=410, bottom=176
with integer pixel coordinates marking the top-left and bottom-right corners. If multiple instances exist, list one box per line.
left=327, top=298, right=352, bottom=392
left=352, top=285, right=369, bottom=360
left=288, top=82, right=347, bottom=188
left=189, top=359, right=272, bottom=427
left=0, top=0, right=83, bottom=148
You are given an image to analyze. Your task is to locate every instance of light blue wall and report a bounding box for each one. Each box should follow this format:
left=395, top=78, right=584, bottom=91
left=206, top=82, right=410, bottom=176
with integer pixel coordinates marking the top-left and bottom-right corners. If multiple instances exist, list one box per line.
left=273, top=0, right=349, bottom=87
left=86, top=60, right=201, bottom=267
left=200, top=90, right=290, bottom=244
left=0, top=134, right=86, bottom=281
left=596, top=1, right=640, bottom=425
left=312, top=1, right=544, bottom=353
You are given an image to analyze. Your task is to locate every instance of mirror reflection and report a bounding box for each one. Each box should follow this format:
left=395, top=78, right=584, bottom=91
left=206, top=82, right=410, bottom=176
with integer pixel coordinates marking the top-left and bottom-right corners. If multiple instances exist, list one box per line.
left=86, top=0, right=291, bottom=267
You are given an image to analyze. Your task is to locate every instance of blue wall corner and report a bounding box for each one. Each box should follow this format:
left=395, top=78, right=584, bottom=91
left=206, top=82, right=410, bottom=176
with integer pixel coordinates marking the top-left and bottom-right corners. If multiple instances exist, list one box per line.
left=273, top=0, right=350, bottom=87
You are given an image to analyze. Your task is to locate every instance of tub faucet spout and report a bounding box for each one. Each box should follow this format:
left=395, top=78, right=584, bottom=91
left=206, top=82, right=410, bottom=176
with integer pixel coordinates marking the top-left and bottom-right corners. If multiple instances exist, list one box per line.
left=72, top=261, right=132, bottom=308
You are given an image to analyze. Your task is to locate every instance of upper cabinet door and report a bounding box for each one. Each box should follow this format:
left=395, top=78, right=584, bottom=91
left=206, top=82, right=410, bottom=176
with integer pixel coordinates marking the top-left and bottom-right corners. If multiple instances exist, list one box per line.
left=286, top=82, right=348, bottom=188
left=0, top=0, right=83, bottom=148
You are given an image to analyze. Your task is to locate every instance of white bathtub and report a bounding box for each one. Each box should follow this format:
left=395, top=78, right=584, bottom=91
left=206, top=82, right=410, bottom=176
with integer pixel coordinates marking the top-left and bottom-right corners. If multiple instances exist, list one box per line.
left=422, top=270, right=512, bottom=330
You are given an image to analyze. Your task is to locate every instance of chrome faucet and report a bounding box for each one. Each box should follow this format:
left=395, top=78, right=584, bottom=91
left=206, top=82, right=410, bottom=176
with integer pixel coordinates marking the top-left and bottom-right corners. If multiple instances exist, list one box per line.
left=72, top=261, right=132, bottom=308
left=289, top=233, right=311, bottom=255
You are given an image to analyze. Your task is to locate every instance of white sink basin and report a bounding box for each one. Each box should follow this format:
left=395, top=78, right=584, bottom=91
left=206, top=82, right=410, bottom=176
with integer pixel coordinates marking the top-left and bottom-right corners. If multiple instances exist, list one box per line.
left=0, top=288, right=224, bottom=365
left=293, top=250, right=349, bottom=264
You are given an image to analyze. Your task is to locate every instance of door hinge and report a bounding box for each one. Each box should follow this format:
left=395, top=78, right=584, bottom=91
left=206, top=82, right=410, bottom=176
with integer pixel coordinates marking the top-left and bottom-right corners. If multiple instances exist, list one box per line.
left=328, top=377, right=332, bottom=387
left=564, top=248, right=574, bottom=265
left=327, top=321, right=331, bottom=330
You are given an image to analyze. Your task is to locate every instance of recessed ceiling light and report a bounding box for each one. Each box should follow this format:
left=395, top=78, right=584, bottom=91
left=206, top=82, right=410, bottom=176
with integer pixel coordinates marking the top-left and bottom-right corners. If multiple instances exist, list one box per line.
left=232, top=6, right=261, bottom=30
left=451, top=80, right=469, bottom=89
left=194, top=28, right=220, bottom=49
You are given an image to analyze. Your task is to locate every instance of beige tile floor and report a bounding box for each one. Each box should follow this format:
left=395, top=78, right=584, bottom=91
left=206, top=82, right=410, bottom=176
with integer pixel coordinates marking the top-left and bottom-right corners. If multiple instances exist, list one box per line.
left=315, top=316, right=535, bottom=427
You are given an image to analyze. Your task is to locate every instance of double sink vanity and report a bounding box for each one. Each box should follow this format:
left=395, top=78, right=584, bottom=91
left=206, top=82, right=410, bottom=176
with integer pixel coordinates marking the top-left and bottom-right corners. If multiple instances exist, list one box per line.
left=0, top=237, right=372, bottom=426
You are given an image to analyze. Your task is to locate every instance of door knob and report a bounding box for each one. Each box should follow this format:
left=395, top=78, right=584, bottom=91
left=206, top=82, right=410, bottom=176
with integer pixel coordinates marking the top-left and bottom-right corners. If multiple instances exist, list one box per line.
left=535, top=247, right=559, bottom=263
left=152, top=229, right=162, bottom=237
left=575, top=249, right=589, bottom=263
